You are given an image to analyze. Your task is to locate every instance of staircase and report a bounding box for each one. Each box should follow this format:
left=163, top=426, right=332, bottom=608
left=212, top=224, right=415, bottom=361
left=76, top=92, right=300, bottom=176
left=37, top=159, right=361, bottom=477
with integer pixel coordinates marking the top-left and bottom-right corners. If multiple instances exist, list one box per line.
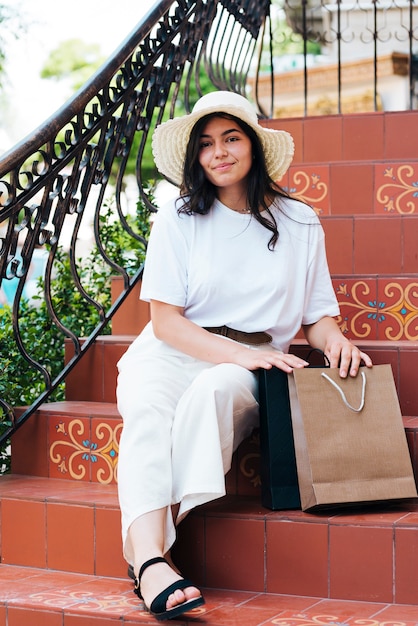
left=1, top=109, right=418, bottom=624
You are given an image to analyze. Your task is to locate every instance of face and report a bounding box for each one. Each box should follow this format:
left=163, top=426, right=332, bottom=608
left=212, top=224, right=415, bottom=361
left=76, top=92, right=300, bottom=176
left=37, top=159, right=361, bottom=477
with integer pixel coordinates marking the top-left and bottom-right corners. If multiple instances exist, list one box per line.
left=197, top=116, right=253, bottom=191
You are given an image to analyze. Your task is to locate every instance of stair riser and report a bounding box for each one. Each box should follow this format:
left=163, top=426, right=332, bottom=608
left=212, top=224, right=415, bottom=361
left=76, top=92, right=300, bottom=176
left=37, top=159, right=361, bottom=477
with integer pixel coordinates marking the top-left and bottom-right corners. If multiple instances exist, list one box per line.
left=1, top=476, right=418, bottom=605
left=11, top=401, right=418, bottom=499
left=64, top=338, right=418, bottom=415
left=283, top=162, right=418, bottom=218
left=0, top=493, right=126, bottom=579
left=174, top=501, right=418, bottom=605
left=264, top=111, right=418, bottom=165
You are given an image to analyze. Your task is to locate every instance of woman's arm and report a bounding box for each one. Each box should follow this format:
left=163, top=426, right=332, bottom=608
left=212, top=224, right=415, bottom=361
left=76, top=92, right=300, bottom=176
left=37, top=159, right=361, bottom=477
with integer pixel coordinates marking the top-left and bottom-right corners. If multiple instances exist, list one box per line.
left=303, top=316, right=372, bottom=378
left=151, top=300, right=309, bottom=373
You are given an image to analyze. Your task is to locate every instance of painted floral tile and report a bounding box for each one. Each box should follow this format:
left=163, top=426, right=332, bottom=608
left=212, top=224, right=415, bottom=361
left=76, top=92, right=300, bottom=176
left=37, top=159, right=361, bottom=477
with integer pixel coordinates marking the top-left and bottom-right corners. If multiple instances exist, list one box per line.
left=48, top=415, right=92, bottom=482
left=333, top=277, right=379, bottom=340
left=377, top=277, right=418, bottom=341
left=48, top=415, right=121, bottom=484
left=375, top=161, right=418, bottom=214
left=286, top=165, right=330, bottom=215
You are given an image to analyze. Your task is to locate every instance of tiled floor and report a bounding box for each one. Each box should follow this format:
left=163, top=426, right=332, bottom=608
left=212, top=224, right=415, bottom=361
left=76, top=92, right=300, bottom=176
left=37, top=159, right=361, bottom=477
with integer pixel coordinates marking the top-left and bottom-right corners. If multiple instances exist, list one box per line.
left=1, top=564, right=418, bottom=625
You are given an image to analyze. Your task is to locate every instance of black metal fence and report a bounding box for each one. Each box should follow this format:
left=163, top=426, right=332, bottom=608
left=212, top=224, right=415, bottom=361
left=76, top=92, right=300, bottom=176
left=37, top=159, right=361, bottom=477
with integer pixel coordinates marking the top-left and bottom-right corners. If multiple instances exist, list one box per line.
left=0, top=0, right=417, bottom=446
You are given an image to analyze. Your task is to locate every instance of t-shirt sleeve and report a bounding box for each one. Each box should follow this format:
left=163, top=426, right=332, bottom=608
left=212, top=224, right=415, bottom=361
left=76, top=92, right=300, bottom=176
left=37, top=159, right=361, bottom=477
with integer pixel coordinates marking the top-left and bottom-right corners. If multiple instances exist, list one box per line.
left=140, top=202, right=189, bottom=306
left=301, top=225, right=340, bottom=325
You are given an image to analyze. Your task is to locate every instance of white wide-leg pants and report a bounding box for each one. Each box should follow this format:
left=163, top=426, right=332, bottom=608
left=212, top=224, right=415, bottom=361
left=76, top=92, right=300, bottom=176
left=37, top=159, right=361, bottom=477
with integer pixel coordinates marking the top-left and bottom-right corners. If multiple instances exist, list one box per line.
left=116, top=323, right=259, bottom=563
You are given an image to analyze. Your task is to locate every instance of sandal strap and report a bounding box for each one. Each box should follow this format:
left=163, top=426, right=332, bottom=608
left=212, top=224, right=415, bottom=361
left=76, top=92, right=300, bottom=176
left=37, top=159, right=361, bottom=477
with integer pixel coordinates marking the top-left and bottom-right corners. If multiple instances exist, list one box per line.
left=150, top=578, right=196, bottom=614
left=134, top=556, right=168, bottom=598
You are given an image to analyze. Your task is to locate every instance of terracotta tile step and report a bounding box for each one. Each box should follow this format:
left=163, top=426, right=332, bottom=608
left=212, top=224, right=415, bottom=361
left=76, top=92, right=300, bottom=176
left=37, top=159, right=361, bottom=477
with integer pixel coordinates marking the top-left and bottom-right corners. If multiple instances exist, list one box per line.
left=11, top=387, right=418, bottom=492
left=65, top=337, right=418, bottom=415
left=1, top=476, right=418, bottom=607
left=281, top=159, right=418, bottom=218
left=265, top=110, right=418, bottom=165
left=0, top=565, right=417, bottom=626
left=2, top=564, right=418, bottom=626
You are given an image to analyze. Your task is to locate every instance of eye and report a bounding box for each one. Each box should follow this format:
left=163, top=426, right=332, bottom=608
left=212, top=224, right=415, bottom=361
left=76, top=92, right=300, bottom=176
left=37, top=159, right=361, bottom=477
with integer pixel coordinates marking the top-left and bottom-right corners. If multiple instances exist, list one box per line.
left=226, top=136, right=239, bottom=143
left=199, top=141, right=212, bottom=149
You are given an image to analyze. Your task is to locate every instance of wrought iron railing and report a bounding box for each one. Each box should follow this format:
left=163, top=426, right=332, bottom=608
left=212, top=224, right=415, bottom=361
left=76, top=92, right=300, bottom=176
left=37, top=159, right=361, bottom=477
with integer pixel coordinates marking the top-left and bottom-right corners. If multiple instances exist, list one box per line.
left=0, top=0, right=271, bottom=444
left=0, top=0, right=417, bottom=447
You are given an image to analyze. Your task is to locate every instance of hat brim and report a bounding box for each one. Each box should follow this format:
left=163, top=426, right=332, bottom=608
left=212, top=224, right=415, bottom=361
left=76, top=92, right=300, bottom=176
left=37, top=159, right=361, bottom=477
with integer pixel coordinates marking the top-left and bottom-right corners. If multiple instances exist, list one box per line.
left=152, top=103, right=294, bottom=187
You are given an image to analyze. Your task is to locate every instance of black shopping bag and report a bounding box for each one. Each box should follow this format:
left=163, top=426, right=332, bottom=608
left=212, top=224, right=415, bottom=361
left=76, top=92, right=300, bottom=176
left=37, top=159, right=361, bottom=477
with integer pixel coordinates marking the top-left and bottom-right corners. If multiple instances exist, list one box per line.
left=258, top=366, right=301, bottom=510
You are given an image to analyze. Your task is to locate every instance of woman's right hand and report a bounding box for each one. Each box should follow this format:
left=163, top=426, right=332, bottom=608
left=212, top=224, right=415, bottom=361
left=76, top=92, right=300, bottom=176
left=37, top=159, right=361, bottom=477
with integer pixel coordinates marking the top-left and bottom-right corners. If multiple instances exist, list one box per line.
left=233, top=345, right=309, bottom=372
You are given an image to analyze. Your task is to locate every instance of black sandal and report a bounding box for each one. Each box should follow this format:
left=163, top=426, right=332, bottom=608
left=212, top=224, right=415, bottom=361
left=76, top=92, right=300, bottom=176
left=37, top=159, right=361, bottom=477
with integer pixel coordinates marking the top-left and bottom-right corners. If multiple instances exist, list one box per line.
left=131, top=556, right=205, bottom=621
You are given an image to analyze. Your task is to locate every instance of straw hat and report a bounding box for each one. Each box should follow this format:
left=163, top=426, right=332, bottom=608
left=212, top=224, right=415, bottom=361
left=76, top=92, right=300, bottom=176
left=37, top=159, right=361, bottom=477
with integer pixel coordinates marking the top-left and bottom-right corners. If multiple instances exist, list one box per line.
left=152, top=91, right=294, bottom=186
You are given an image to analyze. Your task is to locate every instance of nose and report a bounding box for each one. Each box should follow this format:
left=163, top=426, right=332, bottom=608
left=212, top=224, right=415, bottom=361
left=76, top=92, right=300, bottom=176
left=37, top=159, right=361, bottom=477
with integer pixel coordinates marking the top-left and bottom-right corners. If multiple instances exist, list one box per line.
left=213, top=140, right=228, bottom=158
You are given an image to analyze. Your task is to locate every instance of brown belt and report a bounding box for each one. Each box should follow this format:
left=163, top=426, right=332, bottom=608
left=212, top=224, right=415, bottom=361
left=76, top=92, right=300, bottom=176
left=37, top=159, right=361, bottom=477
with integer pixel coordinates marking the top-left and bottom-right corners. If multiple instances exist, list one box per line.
left=204, top=325, right=272, bottom=345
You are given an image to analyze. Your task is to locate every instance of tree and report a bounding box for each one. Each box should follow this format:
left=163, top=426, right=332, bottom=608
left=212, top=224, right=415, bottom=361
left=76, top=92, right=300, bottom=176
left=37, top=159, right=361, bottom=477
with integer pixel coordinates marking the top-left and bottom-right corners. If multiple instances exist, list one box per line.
left=0, top=2, right=26, bottom=89
left=40, top=38, right=105, bottom=92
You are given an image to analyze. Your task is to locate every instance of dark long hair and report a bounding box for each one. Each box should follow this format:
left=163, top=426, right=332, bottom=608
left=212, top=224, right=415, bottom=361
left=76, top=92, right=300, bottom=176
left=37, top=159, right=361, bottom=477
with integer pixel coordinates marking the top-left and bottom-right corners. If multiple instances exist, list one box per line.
left=177, top=112, right=292, bottom=249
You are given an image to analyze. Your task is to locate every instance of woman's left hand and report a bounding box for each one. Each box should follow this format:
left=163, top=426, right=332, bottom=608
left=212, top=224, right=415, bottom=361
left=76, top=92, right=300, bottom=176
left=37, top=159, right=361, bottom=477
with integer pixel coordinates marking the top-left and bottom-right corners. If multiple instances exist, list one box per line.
left=303, top=317, right=373, bottom=378
left=324, top=337, right=372, bottom=378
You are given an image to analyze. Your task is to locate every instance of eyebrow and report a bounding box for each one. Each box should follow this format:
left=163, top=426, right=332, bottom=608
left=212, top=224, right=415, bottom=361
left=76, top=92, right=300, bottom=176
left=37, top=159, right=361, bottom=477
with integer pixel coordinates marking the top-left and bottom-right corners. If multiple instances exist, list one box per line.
left=200, top=128, right=243, bottom=139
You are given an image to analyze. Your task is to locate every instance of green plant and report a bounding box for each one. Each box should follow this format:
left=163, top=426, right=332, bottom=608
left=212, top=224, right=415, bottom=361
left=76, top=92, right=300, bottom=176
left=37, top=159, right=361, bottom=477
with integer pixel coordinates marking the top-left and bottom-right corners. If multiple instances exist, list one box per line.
left=0, top=191, right=153, bottom=473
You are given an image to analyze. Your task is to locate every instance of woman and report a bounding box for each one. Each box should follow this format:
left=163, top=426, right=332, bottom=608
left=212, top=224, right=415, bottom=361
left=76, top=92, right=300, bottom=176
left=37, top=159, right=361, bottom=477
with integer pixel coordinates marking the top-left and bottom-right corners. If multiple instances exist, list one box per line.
left=116, top=91, right=372, bottom=621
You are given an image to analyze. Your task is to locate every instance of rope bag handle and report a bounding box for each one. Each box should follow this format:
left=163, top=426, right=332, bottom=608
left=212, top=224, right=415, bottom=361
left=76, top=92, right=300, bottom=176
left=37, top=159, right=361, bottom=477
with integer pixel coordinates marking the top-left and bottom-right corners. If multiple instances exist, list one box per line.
left=321, top=371, right=366, bottom=413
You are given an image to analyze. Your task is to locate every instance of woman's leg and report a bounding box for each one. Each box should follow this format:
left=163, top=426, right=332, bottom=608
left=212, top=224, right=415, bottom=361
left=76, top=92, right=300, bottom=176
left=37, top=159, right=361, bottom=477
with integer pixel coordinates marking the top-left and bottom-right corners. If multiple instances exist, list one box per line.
left=128, top=509, right=201, bottom=611
left=171, top=362, right=259, bottom=524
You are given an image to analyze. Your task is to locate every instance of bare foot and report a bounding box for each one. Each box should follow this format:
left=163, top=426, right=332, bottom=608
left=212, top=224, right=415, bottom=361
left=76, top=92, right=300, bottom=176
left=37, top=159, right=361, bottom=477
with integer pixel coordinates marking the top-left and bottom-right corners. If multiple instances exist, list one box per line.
left=138, top=559, right=201, bottom=612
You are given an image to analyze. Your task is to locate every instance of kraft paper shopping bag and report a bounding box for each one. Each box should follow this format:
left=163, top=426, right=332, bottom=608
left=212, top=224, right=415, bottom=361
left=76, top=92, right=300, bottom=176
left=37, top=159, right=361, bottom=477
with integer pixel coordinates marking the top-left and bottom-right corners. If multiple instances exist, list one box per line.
left=288, top=364, right=417, bottom=511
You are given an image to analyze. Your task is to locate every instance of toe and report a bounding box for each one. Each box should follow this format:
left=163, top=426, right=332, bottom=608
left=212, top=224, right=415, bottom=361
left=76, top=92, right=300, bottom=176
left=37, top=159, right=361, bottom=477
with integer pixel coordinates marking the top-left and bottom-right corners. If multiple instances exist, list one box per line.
left=166, top=586, right=201, bottom=610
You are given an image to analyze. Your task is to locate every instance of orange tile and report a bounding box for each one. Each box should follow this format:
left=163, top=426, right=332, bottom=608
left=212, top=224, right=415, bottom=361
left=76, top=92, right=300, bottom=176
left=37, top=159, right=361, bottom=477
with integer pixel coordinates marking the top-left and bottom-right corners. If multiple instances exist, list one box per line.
left=65, top=614, right=125, bottom=625
left=377, top=277, right=418, bottom=341
left=173, top=512, right=206, bottom=586
left=376, top=602, right=418, bottom=621
left=10, top=409, right=49, bottom=477
left=65, top=341, right=104, bottom=402
left=395, top=527, right=418, bottom=604
left=322, top=217, right=354, bottom=275
left=47, top=502, right=95, bottom=574
left=329, top=525, right=393, bottom=602
left=90, top=417, right=121, bottom=485
left=288, top=165, right=330, bottom=215
left=235, top=430, right=262, bottom=497
left=205, top=517, right=265, bottom=591
left=7, top=607, right=62, bottom=626
left=1, top=499, right=47, bottom=568
left=385, top=111, right=418, bottom=160
left=102, top=342, right=125, bottom=403
left=95, top=508, right=126, bottom=578
left=399, top=349, right=418, bottom=416
left=342, top=113, right=384, bottom=161
left=403, top=215, right=418, bottom=272
left=332, top=277, right=379, bottom=340
left=313, top=597, right=387, bottom=618
left=266, top=519, right=328, bottom=597
left=225, top=451, right=238, bottom=495
left=243, top=592, right=318, bottom=611
left=262, top=118, right=304, bottom=164
left=303, top=116, right=343, bottom=163
left=196, top=604, right=281, bottom=625
left=48, top=415, right=92, bottom=482
left=111, top=276, right=150, bottom=336
left=354, top=216, right=402, bottom=274
left=374, top=162, right=418, bottom=215
left=329, top=163, right=374, bottom=215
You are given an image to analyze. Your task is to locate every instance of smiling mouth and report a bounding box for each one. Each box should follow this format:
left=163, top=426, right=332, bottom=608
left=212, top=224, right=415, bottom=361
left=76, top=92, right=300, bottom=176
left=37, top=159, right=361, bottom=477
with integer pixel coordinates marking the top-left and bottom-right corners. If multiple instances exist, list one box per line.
left=213, top=162, right=233, bottom=171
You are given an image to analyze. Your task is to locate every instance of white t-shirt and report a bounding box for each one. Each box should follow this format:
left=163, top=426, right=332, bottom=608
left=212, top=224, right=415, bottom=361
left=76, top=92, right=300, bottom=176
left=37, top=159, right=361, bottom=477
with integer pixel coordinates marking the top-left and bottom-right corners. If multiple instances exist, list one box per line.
left=140, top=196, right=340, bottom=352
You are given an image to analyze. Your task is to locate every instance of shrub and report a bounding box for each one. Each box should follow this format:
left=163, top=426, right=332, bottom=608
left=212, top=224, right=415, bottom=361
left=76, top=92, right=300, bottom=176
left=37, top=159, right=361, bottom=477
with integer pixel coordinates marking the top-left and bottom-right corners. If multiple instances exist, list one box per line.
left=0, top=192, right=153, bottom=473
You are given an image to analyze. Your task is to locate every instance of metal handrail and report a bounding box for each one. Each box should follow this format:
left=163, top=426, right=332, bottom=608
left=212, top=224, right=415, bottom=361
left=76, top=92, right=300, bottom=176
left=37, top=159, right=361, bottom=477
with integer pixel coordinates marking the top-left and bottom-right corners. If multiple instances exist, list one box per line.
left=0, top=0, right=271, bottom=443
